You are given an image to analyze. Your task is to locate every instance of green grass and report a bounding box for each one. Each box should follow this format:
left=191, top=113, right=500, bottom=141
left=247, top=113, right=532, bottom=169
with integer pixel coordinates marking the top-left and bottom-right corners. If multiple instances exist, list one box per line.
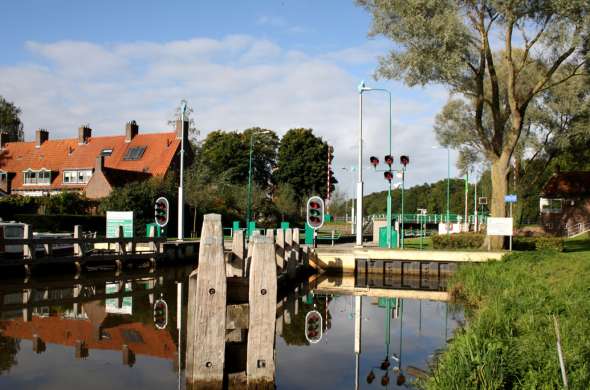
left=421, top=239, right=590, bottom=389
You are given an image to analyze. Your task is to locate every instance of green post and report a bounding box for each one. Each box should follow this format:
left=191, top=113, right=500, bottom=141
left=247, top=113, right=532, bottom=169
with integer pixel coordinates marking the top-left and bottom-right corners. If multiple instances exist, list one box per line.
left=446, top=147, right=450, bottom=235
left=246, top=134, right=254, bottom=238
left=401, top=168, right=405, bottom=249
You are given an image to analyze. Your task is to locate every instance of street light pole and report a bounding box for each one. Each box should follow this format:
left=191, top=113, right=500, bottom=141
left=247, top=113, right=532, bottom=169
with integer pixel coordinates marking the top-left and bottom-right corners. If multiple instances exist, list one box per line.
left=246, top=134, right=254, bottom=238
left=359, top=83, right=393, bottom=248
left=245, top=130, right=271, bottom=238
left=177, top=100, right=187, bottom=241
left=356, top=82, right=366, bottom=247
left=446, top=147, right=450, bottom=235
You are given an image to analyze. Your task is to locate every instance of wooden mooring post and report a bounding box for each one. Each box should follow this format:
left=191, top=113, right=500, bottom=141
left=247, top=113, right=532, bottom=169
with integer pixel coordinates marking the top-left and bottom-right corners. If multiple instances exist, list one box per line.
left=227, top=229, right=245, bottom=277
left=247, top=235, right=277, bottom=388
left=275, top=228, right=285, bottom=273
left=186, top=214, right=227, bottom=388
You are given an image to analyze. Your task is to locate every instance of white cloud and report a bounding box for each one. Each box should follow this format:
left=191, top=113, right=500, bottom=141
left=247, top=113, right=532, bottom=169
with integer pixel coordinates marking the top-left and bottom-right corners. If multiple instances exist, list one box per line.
left=0, top=36, right=451, bottom=195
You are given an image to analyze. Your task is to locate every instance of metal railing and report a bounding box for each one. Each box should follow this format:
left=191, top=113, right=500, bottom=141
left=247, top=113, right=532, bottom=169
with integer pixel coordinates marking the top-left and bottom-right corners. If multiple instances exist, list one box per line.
left=565, top=222, right=590, bottom=238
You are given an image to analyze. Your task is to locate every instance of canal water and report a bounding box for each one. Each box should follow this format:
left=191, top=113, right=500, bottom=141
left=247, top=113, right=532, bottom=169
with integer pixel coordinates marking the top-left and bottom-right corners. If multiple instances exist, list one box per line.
left=0, top=266, right=463, bottom=389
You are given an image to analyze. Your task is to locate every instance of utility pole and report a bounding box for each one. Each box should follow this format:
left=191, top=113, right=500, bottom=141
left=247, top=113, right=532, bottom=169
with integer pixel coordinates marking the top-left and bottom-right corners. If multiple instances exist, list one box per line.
left=177, top=100, right=188, bottom=241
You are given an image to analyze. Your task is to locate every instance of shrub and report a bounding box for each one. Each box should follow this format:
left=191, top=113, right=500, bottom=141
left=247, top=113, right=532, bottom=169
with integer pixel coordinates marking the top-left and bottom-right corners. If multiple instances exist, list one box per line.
left=15, top=214, right=106, bottom=234
left=432, top=233, right=484, bottom=249
left=513, top=236, right=564, bottom=252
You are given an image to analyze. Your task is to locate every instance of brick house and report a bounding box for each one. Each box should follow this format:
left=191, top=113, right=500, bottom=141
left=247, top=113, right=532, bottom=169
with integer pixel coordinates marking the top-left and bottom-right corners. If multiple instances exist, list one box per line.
left=539, top=171, right=590, bottom=234
left=0, top=120, right=188, bottom=199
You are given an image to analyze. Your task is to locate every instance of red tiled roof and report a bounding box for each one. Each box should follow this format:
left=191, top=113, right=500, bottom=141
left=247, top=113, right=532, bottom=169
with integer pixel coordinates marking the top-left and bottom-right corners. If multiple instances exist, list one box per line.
left=0, top=132, right=180, bottom=191
left=0, top=316, right=176, bottom=360
left=541, top=171, right=590, bottom=197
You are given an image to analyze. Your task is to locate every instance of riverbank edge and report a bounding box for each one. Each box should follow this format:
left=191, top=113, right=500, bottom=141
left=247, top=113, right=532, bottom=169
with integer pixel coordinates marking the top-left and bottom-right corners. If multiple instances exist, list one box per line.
left=420, top=238, right=590, bottom=389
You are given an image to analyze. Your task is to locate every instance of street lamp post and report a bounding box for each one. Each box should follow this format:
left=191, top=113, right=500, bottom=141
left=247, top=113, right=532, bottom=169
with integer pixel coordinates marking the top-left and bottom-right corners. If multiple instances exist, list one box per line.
left=432, top=145, right=451, bottom=235
left=359, top=82, right=393, bottom=248
left=246, top=130, right=271, bottom=238
left=177, top=100, right=188, bottom=241
left=356, top=82, right=368, bottom=247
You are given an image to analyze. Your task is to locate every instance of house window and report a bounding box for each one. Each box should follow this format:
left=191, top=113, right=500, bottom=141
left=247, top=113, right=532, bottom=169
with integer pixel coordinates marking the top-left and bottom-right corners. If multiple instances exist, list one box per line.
left=63, top=169, right=93, bottom=184
left=123, top=146, right=146, bottom=161
left=38, top=170, right=51, bottom=185
left=100, top=148, right=113, bottom=156
left=541, top=198, right=563, bottom=213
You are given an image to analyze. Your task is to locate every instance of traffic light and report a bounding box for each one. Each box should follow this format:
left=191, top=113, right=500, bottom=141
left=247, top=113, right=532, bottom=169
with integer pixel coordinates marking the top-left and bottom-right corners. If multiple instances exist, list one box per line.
left=384, top=154, right=394, bottom=167
left=306, top=196, right=325, bottom=230
left=154, top=197, right=169, bottom=227
left=153, top=297, right=168, bottom=330
left=305, top=310, right=323, bottom=344
left=400, top=155, right=410, bottom=167
left=370, top=156, right=379, bottom=168
left=384, top=171, right=393, bottom=182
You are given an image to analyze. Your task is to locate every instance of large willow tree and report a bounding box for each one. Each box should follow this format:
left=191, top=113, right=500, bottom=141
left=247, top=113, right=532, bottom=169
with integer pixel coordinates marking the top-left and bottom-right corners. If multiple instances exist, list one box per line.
left=358, top=0, right=589, bottom=248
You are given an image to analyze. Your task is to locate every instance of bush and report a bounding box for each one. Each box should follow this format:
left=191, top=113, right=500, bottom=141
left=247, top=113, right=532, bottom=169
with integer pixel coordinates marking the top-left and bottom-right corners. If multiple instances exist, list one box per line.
left=15, top=214, right=106, bottom=234
left=513, top=236, right=564, bottom=252
left=432, top=233, right=484, bottom=249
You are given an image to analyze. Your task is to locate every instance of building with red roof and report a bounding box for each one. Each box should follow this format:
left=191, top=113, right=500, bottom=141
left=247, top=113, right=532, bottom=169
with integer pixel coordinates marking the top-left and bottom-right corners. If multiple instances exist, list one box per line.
left=0, top=120, right=187, bottom=199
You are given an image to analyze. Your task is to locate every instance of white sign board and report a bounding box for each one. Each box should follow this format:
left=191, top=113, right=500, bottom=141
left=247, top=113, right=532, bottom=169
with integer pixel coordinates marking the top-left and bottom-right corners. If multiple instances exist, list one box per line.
left=487, top=217, right=513, bottom=236
left=106, top=211, right=134, bottom=238
left=438, top=223, right=462, bottom=234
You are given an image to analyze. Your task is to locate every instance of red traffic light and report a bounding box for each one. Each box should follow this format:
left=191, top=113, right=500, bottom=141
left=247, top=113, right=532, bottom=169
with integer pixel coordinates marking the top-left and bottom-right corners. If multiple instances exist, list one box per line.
left=384, top=171, right=393, bottom=182
left=400, top=155, right=410, bottom=166
left=384, top=155, right=394, bottom=166
left=306, top=196, right=324, bottom=229
left=154, top=196, right=169, bottom=227
left=369, top=156, right=379, bottom=168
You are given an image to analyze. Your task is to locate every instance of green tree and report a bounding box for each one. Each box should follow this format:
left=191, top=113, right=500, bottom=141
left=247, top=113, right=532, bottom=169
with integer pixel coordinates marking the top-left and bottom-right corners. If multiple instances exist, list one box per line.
left=358, top=0, right=589, bottom=248
left=274, top=184, right=298, bottom=221
left=197, top=127, right=278, bottom=188
left=0, top=96, right=24, bottom=142
left=275, top=128, right=332, bottom=206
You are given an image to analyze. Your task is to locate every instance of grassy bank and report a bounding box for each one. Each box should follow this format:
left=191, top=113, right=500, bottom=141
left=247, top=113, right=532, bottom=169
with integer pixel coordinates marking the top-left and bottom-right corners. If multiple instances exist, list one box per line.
left=423, top=239, right=590, bottom=389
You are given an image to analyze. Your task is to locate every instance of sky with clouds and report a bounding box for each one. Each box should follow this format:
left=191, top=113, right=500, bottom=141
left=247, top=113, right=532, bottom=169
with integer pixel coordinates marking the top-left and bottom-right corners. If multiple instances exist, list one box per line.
left=0, top=0, right=460, bottom=196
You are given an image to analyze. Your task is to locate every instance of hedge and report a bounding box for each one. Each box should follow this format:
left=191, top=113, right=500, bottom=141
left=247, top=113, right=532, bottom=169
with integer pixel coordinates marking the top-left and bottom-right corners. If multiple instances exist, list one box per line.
left=431, top=233, right=484, bottom=249
left=513, top=236, right=564, bottom=252
left=14, top=214, right=106, bottom=234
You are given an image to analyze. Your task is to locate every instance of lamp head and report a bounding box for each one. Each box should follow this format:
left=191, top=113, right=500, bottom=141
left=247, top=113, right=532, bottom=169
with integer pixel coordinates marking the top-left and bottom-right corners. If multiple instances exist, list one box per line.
left=358, top=80, right=371, bottom=93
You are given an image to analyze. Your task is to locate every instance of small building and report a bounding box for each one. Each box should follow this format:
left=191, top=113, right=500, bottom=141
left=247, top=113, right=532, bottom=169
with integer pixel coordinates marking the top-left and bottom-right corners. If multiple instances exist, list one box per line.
left=539, top=171, right=590, bottom=235
left=0, top=120, right=188, bottom=199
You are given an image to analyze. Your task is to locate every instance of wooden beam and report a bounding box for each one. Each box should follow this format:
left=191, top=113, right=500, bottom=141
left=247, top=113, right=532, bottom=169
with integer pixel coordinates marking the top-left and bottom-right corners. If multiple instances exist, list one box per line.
left=247, top=235, right=277, bottom=387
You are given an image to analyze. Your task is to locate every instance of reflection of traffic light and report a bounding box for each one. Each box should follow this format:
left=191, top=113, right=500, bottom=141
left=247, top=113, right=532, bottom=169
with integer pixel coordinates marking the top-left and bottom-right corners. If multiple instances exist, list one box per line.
left=384, top=171, right=394, bottom=182
left=370, top=156, right=379, bottom=168
left=400, top=155, right=410, bottom=167
left=384, top=155, right=394, bottom=167
left=305, top=310, right=323, bottom=344
left=154, top=197, right=169, bottom=227
left=306, top=196, right=325, bottom=229
left=153, top=298, right=168, bottom=329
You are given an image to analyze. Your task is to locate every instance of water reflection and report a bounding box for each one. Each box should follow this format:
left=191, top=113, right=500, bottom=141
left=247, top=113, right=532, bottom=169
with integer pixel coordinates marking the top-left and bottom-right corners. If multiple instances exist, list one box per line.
left=0, top=266, right=463, bottom=389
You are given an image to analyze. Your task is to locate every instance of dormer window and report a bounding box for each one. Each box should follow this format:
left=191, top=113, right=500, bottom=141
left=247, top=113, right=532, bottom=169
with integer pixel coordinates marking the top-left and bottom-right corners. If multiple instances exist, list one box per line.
left=100, top=148, right=113, bottom=156
left=63, top=169, right=92, bottom=184
left=23, top=169, right=51, bottom=185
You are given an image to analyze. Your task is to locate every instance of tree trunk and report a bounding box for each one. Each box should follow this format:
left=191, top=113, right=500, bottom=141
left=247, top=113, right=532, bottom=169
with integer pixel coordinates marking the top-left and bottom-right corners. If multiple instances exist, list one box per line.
left=487, top=154, right=510, bottom=250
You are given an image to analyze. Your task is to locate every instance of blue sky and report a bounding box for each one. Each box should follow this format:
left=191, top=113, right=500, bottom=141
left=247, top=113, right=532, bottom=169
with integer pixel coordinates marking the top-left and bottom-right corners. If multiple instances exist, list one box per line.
left=0, top=0, right=460, bottom=196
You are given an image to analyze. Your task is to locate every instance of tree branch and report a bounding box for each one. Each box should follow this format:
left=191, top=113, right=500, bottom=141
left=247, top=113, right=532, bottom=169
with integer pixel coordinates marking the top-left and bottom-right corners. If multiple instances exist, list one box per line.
left=516, top=15, right=551, bottom=75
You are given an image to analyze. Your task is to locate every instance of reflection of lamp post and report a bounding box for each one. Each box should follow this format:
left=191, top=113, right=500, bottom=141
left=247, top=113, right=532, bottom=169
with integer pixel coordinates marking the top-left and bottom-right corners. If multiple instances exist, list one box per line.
left=246, top=130, right=271, bottom=238
left=354, top=295, right=362, bottom=390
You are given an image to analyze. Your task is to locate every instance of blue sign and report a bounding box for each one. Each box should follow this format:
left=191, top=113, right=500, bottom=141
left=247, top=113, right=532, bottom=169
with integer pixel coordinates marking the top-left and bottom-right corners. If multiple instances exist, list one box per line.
left=504, top=194, right=517, bottom=203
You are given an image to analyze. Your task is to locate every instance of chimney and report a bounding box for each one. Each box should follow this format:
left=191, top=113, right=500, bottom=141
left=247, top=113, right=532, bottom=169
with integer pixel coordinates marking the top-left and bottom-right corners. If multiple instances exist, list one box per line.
left=95, top=155, right=104, bottom=173
left=78, top=125, right=92, bottom=144
left=0, top=132, right=8, bottom=150
left=175, top=119, right=188, bottom=140
left=35, top=129, right=49, bottom=148
left=125, top=120, right=139, bottom=143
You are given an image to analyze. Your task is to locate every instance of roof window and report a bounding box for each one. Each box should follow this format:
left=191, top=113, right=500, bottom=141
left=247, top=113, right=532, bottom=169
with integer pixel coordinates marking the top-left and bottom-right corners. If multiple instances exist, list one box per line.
left=123, top=146, right=146, bottom=161
left=100, top=148, right=113, bottom=156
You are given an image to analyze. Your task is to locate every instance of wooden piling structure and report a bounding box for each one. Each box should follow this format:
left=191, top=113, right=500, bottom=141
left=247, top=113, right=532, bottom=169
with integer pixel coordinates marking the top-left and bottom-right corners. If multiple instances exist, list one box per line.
left=247, top=235, right=277, bottom=387
left=275, top=228, right=285, bottom=273
left=186, top=214, right=227, bottom=388
left=228, top=230, right=245, bottom=277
